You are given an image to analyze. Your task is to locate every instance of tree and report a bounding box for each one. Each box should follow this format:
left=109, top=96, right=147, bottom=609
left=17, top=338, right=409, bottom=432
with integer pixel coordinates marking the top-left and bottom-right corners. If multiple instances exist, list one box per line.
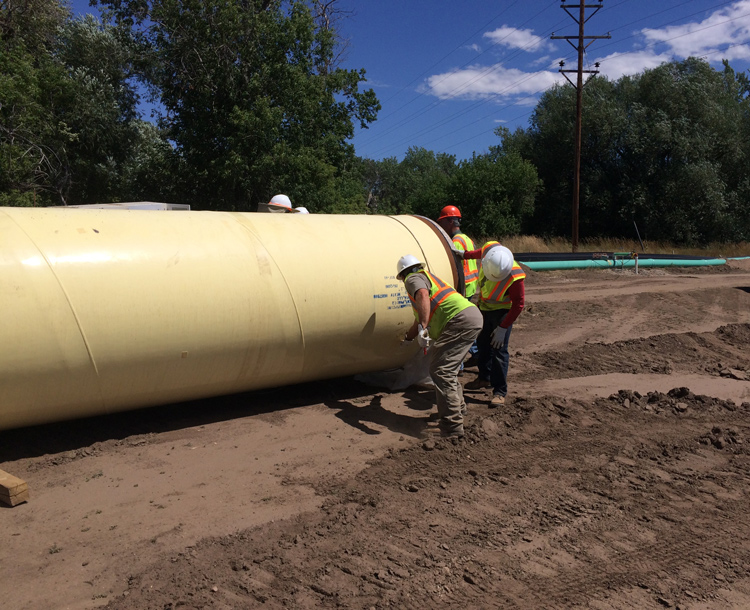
left=1, top=0, right=70, bottom=205
left=449, top=144, right=539, bottom=240
left=1, top=3, right=144, bottom=206
left=95, top=0, right=380, bottom=211
left=357, top=147, right=455, bottom=216
left=503, top=58, right=750, bottom=244
left=55, top=15, right=141, bottom=203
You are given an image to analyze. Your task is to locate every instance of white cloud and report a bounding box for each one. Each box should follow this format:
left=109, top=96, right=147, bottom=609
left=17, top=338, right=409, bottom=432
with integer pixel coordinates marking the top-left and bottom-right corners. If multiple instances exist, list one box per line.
left=595, top=50, right=673, bottom=80
left=424, top=63, right=562, bottom=100
left=640, top=0, right=750, bottom=58
left=484, top=26, right=546, bottom=52
left=421, top=1, right=750, bottom=106
left=716, top=43, right=750, bottom=61
left=365, top=78, right=392, bottom=89
left=465, top=43, right=481, bottom=53
left=591, top=1, right=750, bottom=80
left=530, top=54, right=552, bottom=67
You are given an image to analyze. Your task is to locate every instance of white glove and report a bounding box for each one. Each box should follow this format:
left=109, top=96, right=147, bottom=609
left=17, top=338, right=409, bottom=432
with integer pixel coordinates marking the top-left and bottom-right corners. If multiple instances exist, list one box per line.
left=490, top=326, right=508, bottom=349
left=417, top=326, right=432, bottom=349
left=451, top=247, right=465, bottom=259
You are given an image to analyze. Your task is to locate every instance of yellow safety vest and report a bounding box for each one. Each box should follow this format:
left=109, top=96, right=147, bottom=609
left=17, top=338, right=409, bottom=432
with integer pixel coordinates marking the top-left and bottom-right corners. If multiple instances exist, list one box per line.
left=452, top=233, right=478, bottom=298
left=478, top=242, right=526, bottom=311
left=406, top=270, right=474, bottom=339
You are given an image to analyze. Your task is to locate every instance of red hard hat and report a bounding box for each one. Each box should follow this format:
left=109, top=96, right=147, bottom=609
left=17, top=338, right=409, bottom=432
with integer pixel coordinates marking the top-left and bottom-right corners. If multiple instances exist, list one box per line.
left=437, top=205, right=461, bottom=221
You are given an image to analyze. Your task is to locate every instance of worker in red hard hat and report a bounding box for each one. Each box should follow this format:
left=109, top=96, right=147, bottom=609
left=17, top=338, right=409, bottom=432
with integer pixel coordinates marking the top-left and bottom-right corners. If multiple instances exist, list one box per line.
left=436, top=206, right=479, bottom=300
left=437, top=205, right=480, bottom=376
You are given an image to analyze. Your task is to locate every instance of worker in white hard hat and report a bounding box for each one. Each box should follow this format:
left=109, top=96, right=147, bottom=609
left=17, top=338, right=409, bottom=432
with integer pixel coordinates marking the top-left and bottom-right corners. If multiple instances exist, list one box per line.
left=460, top=242, right=526, bottom=407
left=269, top=194, right=292, bottom=208
left=396, top=254, right=483, bottom=438
left=261, top=193, right=294, bottom=213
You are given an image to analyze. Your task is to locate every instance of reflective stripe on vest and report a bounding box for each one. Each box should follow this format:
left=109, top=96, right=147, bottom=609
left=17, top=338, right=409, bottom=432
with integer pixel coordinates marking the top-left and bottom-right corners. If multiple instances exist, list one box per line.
left=407, top=271, right=457, bottom=324
left=453, top=233, right=479, bottom=291
left=405, top=270, right=474, bottom=338
left=480, top=262, right=526, bottom=308
left=481, top=240, right=501, bottom=259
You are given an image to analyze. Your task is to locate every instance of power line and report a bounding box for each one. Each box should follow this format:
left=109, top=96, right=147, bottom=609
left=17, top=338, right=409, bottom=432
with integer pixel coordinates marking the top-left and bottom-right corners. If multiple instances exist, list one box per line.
left=359, top=0, right=749, bottom=160
left=356, top=0, right=561, bottom=148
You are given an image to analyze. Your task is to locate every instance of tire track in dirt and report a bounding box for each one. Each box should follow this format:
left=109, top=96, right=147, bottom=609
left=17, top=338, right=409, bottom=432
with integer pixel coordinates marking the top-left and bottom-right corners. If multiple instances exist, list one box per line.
left=105, top=388, right=750, bottom=609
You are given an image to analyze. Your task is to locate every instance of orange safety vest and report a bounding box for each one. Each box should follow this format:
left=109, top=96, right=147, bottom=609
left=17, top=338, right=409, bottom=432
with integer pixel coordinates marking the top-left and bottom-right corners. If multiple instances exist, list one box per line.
left=406, top=270, right=473, bottom=338
left=479, top=242, right=526, bottom=310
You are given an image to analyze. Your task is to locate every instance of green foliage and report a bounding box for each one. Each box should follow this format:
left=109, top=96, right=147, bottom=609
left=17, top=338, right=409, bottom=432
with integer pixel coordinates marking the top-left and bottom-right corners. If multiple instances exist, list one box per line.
left=356, top=145, right=539, bottom=239
left=55, top=15, right=141, bottom=203
left=3, top=1, right=747, bottom=245
left=503, top=58, right=750, bottom=245
left=119, top=120, right=183, bottom=202
left=1, top=1, right=69, bottom=204
left=449, top=150, right=539, bottom=240
left=1, top=2, right=142, bottom=205
left=95, top=0, right=380, bottom=211
left=0, top=190, right=38, bottom=207
left=359, top=147, right=455, bottom=216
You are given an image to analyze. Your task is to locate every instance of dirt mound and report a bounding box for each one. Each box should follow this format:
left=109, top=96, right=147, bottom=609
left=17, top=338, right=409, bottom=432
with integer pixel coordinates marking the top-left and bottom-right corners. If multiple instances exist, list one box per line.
left=106, top=390, right=750, bottom=610
left=516, top=323, right=750, bottom=381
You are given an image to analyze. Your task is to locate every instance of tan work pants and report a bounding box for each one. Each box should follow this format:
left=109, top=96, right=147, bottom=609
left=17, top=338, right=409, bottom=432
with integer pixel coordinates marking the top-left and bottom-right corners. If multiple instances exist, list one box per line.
left=429, top=307, right=483, bottom=435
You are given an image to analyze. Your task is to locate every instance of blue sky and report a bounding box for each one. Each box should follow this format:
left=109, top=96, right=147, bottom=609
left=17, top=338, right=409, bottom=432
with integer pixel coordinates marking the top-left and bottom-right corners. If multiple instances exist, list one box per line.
left=70, top=0, right=750, bottom=162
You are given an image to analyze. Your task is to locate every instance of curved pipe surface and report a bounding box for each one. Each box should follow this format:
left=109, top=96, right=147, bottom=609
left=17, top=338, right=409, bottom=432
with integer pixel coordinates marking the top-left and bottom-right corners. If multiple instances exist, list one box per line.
left=0, top=207, right=456, bottom=430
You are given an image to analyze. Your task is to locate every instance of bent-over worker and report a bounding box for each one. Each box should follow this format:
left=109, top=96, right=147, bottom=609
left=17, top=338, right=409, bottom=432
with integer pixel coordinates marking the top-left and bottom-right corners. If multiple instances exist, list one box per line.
left=462, top=243, right=526, bottom=407
left=397, top=255, right=483, bottom=437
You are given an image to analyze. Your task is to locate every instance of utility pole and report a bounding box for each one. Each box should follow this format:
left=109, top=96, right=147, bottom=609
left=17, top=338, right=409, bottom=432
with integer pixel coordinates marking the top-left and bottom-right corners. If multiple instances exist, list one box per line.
left=551, top=1, right=610, bottom=252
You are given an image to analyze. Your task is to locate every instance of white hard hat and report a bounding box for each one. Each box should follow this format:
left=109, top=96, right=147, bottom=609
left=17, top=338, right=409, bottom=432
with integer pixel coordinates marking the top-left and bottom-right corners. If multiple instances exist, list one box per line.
left=294, top=207, right=309, bottom=214
left=482, top=245, right=514, bottom=282
left=396, top=254, right=424, bottom=277
left=269, top=194, right=292, bottom=209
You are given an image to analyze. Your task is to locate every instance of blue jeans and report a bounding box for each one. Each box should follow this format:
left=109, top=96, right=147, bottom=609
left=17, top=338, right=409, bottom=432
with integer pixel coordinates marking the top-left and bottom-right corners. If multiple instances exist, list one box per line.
left=476, top=309, right=512, bottom=397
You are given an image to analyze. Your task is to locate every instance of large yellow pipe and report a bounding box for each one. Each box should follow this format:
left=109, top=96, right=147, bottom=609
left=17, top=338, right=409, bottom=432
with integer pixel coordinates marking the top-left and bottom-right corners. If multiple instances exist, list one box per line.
left=0, top=207, right=459, bottom=430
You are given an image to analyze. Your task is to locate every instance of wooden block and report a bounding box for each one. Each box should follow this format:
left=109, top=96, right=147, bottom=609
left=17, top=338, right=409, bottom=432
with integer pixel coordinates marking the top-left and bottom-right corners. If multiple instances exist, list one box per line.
left=0, top=469, right=29, bottom=507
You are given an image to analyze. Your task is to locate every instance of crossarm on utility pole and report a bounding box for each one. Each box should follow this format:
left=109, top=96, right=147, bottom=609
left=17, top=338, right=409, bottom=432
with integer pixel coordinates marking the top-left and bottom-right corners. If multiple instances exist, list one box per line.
left=550, top=2, right=611, bottom=253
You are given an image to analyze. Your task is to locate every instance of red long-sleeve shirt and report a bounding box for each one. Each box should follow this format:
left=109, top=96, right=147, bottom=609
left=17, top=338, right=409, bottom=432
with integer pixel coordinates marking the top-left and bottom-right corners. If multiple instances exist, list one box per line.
left=464, top=248, right=525, bottom=328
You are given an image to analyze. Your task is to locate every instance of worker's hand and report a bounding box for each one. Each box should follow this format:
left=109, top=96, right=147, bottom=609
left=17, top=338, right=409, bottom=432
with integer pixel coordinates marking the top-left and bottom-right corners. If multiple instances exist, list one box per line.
left=490, top=326, right=508, bottom=349
left=451, top=247, right=465, bottom=259
left=417, top=326, right=432, bottom=349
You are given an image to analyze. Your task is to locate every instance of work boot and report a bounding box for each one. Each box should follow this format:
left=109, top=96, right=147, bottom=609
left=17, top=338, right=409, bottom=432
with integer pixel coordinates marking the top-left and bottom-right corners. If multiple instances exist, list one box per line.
left=465, top=377, right=491, bottom=390
left=490, top=394, right=505, bottom=408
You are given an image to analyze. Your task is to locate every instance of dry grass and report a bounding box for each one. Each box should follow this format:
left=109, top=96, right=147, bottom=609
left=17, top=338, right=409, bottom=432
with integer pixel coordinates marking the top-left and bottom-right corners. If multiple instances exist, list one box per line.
left=494, top=235, right=750, bottom=258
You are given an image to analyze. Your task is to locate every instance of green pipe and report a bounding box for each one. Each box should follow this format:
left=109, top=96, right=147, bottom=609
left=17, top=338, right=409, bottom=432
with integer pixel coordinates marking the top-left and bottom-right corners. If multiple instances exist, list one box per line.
left=618, top=258, right=726, bottom=268
left=522, top=260, right=612, bottom=270
left=523, top=258, right=726, bottom=271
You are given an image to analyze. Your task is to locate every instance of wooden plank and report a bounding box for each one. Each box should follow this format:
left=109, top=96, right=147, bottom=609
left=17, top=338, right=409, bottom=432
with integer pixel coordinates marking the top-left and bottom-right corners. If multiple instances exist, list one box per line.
left=0, top=469, right=29, bottom=507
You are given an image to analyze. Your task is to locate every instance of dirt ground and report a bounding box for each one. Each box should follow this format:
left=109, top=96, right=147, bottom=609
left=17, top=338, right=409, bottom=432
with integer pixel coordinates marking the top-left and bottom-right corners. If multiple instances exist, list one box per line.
left=3, top=260, right=750, bottom=610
